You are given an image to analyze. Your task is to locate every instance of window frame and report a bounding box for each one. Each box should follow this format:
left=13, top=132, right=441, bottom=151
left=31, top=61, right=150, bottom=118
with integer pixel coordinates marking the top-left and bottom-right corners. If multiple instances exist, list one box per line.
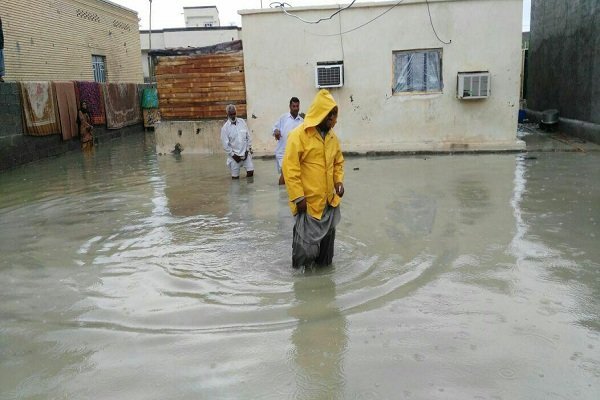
left=392, top=48, right=443, bottom=95
left=92, top=54, right=107, bottom=83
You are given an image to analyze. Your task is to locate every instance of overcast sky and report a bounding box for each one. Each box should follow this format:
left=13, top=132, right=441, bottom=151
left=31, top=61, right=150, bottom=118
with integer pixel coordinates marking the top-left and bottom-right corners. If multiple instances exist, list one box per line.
left=110, top=0, right=531, bottom=31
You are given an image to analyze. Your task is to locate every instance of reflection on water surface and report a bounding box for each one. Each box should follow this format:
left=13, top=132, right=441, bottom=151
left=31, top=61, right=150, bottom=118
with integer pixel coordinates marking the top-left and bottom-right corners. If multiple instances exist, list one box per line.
left=1, top=134, right=598, bottom=399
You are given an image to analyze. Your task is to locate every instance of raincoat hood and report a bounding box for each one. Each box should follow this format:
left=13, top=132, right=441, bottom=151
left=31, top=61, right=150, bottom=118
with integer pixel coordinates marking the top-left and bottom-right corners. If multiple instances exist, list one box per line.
left=303, top=89, right=337, bottom=129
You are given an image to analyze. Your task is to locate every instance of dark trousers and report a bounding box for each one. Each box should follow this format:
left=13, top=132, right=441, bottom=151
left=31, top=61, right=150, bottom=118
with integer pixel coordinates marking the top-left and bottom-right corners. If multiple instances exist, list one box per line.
left=292, top=227, right=336, bottom=268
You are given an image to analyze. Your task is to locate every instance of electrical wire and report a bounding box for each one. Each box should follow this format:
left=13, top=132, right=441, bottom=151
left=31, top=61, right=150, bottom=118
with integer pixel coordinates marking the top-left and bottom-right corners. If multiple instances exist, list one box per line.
left=304, top=0, right=405, bottom=36
left=426, top=0, right=451, bottom=44
left=269, top=1, right=357, bottom=24
left=274, top=0, right=452, bottom=44
left=338, top=4, right=345, bottom=59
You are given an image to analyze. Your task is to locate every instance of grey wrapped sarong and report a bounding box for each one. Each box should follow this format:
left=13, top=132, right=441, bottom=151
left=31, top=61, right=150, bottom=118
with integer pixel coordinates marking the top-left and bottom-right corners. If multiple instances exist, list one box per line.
left=292, top=204, right=341, bottom=268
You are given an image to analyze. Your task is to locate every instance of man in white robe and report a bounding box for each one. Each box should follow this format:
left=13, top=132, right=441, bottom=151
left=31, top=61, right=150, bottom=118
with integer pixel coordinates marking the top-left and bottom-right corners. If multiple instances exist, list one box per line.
left=221, top=104, right=254, bottom=179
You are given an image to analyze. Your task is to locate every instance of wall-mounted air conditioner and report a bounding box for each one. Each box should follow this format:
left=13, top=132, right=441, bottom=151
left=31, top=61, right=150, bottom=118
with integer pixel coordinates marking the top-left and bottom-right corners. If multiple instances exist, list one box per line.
left=457, top=71, right=490, bottom=99
left=315, top=62, right=344, bottom=88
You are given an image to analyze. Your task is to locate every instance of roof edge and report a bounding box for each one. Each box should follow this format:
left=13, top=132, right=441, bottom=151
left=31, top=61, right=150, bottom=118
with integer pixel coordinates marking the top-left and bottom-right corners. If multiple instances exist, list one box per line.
left=239, top=0, right=454, bottom=16
left=140, top=26, right=241, bottom=34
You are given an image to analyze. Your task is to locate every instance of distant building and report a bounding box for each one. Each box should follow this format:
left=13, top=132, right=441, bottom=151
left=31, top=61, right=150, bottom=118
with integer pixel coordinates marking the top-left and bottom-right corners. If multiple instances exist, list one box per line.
left=184, top=6, right=220, bottom=27
left=240, top=0, right=525, bottom=154
left=1, top=0, right=143, bottom=83
left=140, top=6, right=241, bottom=82
left=527, top=0, right=599, bottom=143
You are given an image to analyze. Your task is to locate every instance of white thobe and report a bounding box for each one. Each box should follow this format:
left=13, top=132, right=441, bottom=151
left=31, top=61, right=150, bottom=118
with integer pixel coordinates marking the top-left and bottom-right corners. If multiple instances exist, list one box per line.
left=221, top=118, right=251, bottom=159
left=273, top=113, right=303, bottom=160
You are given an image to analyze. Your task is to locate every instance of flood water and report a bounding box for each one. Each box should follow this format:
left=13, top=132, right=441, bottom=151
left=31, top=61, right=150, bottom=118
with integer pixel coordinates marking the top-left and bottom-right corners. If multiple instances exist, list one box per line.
left=1, top=133, right=599, bottom=399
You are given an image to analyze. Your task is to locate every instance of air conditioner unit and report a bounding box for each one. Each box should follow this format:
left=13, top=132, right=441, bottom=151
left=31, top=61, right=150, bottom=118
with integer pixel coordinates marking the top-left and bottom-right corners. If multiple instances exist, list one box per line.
left=457, top=72, right=490, bottom=99
left=315, top=62, right=343, bottom=88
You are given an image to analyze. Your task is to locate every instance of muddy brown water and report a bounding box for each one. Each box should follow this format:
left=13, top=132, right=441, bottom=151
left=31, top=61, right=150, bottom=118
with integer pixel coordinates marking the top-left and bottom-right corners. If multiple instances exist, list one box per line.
left=1, top=134, right=598, bottom=399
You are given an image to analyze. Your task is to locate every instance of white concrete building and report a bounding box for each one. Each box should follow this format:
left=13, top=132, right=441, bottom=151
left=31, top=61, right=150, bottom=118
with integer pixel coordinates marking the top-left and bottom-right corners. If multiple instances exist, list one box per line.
left=183, top=6, right=220, bottom=27
left=240, top=0, right=525, bottom=154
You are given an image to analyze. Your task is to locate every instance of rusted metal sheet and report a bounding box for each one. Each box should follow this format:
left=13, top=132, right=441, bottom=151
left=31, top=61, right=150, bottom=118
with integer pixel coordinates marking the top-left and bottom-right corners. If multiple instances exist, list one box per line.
left=155, top=50, right=246, bottom=120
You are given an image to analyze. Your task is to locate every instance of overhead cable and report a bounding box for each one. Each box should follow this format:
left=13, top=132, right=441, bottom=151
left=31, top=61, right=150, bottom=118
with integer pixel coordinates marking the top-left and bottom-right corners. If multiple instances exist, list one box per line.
left=273, top=0, right=451, bottom=44
left=269, top=1, right=357, bottom=24
left=426, top=0, right=452, bottom=44
left=305, top=0, right=406, bottom=36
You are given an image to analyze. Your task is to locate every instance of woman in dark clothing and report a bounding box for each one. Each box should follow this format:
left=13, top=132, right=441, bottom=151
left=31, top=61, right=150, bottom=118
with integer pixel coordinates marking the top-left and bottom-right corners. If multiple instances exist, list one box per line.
left=0, top=17, right=5, bottom=82
left=77, top=101, right=94, bottom=151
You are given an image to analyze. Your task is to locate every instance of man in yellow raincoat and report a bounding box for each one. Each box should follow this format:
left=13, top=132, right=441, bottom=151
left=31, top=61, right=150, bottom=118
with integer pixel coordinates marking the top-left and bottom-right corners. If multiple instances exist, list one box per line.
left=282, top=89, right=345, bottom=268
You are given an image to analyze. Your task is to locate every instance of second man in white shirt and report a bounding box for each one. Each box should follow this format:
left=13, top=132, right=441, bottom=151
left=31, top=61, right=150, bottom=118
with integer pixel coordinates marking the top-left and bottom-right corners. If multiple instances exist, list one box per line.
left=273, top=97, right=303, bottom=185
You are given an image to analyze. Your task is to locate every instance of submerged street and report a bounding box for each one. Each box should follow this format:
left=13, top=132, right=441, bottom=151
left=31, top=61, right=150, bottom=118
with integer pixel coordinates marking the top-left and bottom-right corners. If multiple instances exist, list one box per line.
left=0, top=133, right=598, bottom=399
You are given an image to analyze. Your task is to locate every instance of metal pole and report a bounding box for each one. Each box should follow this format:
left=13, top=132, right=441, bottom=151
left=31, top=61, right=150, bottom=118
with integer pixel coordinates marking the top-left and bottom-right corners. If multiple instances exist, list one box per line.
left=148, top=0, right=153, bottom=82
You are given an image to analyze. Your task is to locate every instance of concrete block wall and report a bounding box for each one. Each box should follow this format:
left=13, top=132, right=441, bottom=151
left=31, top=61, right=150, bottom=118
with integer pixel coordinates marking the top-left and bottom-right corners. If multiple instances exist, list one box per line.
left=0, top=82, right=23, bottom=137
left=0, top=134, right=81, bottom=171
left=155, top=120, right=224, bottom=155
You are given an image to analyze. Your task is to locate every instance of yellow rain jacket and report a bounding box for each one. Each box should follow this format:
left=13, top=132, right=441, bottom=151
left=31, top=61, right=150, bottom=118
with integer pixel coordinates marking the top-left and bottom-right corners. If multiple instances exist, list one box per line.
left=282, top=89, right=345, bottom=220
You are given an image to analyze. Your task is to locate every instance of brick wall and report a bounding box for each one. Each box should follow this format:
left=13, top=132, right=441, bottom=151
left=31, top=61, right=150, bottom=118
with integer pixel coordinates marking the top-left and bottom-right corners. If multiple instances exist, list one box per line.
left=2, top=0, right=143, bottom=83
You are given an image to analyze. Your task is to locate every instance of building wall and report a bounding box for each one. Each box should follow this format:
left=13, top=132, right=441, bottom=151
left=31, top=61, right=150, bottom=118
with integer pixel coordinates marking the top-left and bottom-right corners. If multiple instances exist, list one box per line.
left=240, top=0, right=524, bottom=154
left=184, top=7, right=220, bottom=27
left=1, top=0, right=143, bottom=83
left=140, top=28, right=241, bottom=79
left=0, top=122, right=144, bottom=171
left=527, top=0, right=599, bottom=125
left=155, top=120, right=224, bottom=155
left=0, top=83, right=23, bottom=139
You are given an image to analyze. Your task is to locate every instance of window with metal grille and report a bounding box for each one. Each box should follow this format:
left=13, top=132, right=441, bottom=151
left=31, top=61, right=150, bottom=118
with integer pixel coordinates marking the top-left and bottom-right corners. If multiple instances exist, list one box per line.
left=393, top=49, right=443, bottom=94
left=92, top=55, right=106, bottom=83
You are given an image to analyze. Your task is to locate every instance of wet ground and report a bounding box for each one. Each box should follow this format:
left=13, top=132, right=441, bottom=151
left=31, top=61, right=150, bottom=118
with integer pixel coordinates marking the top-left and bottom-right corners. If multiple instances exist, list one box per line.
left=0, top=132, right=599, bottom=399
left=518, top=122, right=600, bottom=153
